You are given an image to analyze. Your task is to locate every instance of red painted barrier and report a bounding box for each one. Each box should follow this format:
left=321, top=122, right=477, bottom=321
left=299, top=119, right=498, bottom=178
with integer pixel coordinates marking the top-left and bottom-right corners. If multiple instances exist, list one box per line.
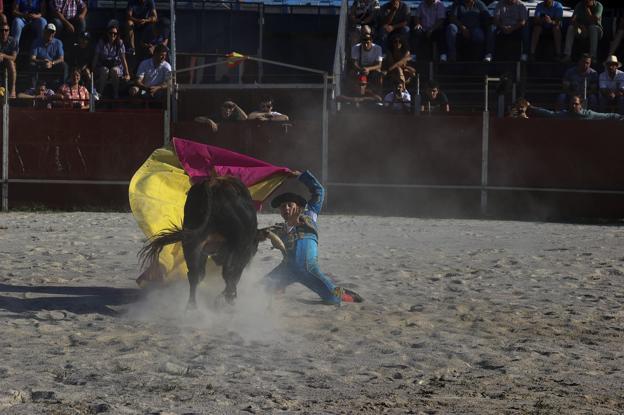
left=3, top=108, right=164, bottom=209
left=2, top=107, right=623, bottom=219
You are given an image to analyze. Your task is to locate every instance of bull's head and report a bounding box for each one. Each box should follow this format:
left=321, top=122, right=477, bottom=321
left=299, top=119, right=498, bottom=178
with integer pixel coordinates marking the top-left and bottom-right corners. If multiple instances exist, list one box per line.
left=256, top=227, right=287, bottom=257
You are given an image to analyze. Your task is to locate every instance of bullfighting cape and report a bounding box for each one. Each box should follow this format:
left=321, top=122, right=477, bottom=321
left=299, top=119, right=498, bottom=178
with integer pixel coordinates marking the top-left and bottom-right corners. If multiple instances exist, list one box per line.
left=129, top=137, right=291, bottom=287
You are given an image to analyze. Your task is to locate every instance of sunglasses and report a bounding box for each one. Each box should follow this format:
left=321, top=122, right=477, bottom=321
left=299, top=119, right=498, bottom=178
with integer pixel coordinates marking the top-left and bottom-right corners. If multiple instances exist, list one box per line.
left=1, top=28, right=9, bottom=32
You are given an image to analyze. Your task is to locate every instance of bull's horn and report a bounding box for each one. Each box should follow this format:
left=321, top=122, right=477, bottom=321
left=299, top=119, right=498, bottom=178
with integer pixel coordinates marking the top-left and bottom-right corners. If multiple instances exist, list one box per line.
left=265, top=230, right=287, bottom=256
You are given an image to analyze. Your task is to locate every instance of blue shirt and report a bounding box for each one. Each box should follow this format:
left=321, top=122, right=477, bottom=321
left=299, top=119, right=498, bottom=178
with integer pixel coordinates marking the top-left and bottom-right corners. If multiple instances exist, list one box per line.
left=31, top=38, right=64, bottom=60
left=535, top=1, right=563, bottom=21
left=15, top=0, right=44, bottom=14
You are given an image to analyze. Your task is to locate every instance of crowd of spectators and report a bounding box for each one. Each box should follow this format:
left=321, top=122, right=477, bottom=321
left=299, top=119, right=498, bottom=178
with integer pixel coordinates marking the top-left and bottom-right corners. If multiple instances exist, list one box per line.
left=345, top=0, right=624, bottom=116
left=0, top=0, right=171, bottom=107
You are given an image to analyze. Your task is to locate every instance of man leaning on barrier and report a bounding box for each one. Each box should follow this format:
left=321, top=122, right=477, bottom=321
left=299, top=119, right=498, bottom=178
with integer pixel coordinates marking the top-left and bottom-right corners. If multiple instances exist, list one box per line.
left=528, top=95, right=624, bottom=120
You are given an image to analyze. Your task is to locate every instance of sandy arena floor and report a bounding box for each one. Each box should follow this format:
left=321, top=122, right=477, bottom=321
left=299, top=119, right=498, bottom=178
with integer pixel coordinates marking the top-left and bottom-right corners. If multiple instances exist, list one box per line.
left=0, top=212, right=622, bottom=414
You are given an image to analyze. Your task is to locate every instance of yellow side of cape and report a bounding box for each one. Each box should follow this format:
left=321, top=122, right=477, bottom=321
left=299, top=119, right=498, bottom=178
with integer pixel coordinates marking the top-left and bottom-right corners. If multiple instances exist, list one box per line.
left=129, top=146, right=287, bottom=287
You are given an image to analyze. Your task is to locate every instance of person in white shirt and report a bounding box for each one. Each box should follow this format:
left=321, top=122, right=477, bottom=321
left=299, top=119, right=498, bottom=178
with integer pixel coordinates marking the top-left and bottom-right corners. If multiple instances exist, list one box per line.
left=598, top=55, right=624, bottom=114
left=350, top=33, right=383, bottom=88
left=383, top=81, right=411, bottom=112
left=129, top=43, right=171, bottom=98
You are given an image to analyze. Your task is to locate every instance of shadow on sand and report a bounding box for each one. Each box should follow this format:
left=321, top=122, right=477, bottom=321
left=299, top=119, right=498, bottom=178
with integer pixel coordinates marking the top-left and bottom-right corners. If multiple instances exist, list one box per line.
left=0, top=283, right=141, bottom=316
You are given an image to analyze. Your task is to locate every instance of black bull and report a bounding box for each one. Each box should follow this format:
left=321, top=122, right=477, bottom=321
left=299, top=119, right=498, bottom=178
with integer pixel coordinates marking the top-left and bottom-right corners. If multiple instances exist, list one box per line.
left=139, top=175, right=277, bottom=308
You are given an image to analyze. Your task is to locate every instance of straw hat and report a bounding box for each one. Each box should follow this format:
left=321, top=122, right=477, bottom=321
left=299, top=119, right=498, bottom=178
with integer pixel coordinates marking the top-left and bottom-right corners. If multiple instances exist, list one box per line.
left=604, top=55, right=622, bottom=68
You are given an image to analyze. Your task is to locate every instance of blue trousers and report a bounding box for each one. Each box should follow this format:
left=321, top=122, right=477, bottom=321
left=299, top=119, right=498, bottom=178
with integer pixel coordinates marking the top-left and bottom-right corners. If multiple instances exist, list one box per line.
left=265, top=236, right=340, bottom=304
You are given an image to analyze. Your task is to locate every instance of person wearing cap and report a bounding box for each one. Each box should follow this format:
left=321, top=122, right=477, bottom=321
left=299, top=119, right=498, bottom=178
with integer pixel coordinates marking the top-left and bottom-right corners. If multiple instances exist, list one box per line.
left=0, top=21, right=18, bottom=98
left=11, top=0, right=47, bottom=46
left=598, top=55, right=624, bottom=114
left=30, top=23, right=68, bottom=86
left=264, top=170, right=363, bottom=305
left=350, top=33, right=383, bottom=89
left=49, top=0, right=86, bottom=38
left=128, top=43, right=171, bottom=99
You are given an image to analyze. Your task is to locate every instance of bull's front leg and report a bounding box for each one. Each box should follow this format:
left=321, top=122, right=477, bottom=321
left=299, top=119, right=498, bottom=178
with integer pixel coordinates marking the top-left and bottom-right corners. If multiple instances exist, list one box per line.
left=220, top=252, right=246, bottom=305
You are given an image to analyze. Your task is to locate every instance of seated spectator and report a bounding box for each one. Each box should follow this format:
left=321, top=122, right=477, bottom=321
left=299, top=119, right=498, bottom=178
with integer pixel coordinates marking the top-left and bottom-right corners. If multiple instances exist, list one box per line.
left=557, top=53, right=598, bottom=109
left=128, top=43, right=171, bottom=99
left=421, top=81, right=450, bottom=112
left=30, top=23, right=68, bottom=87
left=561, top=0, right=603, bottom=62
left=598, top=55, right=624, bottom=114
left=383, top=35, right=415, bottom=86
left=335, top=74, right=383, bottom=109
left=377, top=0, right=410, bottom=49
left=194, top=100, right=247, bottom=132
left=350, top=33, right=383, bottom=89
left=66, top=31, right=94, bottom=93
left=446, top=0, right=491, bottom=62
left=92, top=22, right=130, bottom=99
left=529, top=0, right=564, bottom=61
left=528, top=95, right=623, bottom=120
left=139, top=17, right=169, bottom=59
left=49, top=0, right=86, bottom=39
left=0, top=21, right=18, bottom=98
left=17, top=80, right=55, bottom=108
left=57, top=67, right=89, bottom=109
left=383, top=81, right=411, bottom=112
left=509, top=97, right=529, bottom=118
left=487, top=0, right=529, bottom=62
left=411, top=0, right=447, bottom=62
left=607, top=16, right=624, bottom=57
left=348, top=0, right=379, bottom=47
left=248, top=96, right=289, bottom=121
left=125, top=0, right=157, bottom=55
left=11, top=0, right=47, bottom=46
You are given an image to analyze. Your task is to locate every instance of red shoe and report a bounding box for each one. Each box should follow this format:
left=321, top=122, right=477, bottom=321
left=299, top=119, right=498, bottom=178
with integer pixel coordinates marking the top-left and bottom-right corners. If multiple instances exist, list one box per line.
left=340, top=288, right=363, bottom=303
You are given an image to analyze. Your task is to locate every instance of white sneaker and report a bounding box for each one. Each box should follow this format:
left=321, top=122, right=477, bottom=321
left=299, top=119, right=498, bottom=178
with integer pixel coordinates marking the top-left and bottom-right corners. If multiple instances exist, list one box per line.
left=440, top=53, right=447, bottom=62
left=483, top=53, right=492, bottom=62
left=520, top=53, right=528, bottom=62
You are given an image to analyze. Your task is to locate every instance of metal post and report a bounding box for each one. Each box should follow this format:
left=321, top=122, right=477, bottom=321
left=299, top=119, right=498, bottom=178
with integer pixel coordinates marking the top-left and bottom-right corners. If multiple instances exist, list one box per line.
left=164, top=83, right=171, bottom=146
left=484, top=75, right=489, bottom=112
left=169, top=0, right=177, bottom=122
left=258, top=5, right=264, bottom=82
left=481, top=76, right=500, bottom=215
left=481, top=110, right=489, bottom=215
left=414, top=73, right=421, bottom=115
left=2, top=70, right=9, bottom=211
left=321, top=73, right=329, bottom=188
left=89, top=74, right=95, bottom=113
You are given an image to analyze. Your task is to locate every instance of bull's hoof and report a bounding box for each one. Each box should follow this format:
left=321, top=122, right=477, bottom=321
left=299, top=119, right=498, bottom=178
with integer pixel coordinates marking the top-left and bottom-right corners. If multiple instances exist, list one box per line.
left=213, top=293, right=236, bottom=310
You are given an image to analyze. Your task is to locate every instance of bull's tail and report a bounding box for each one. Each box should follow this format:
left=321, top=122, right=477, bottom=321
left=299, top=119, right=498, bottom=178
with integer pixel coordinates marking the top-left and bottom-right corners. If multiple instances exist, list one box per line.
left=138, top=227, right=193, bottom=270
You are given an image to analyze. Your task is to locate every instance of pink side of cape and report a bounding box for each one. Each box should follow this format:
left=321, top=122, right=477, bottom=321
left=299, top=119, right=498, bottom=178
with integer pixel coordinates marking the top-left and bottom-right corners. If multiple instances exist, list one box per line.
left=172, top=137, right=291, bottom=186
